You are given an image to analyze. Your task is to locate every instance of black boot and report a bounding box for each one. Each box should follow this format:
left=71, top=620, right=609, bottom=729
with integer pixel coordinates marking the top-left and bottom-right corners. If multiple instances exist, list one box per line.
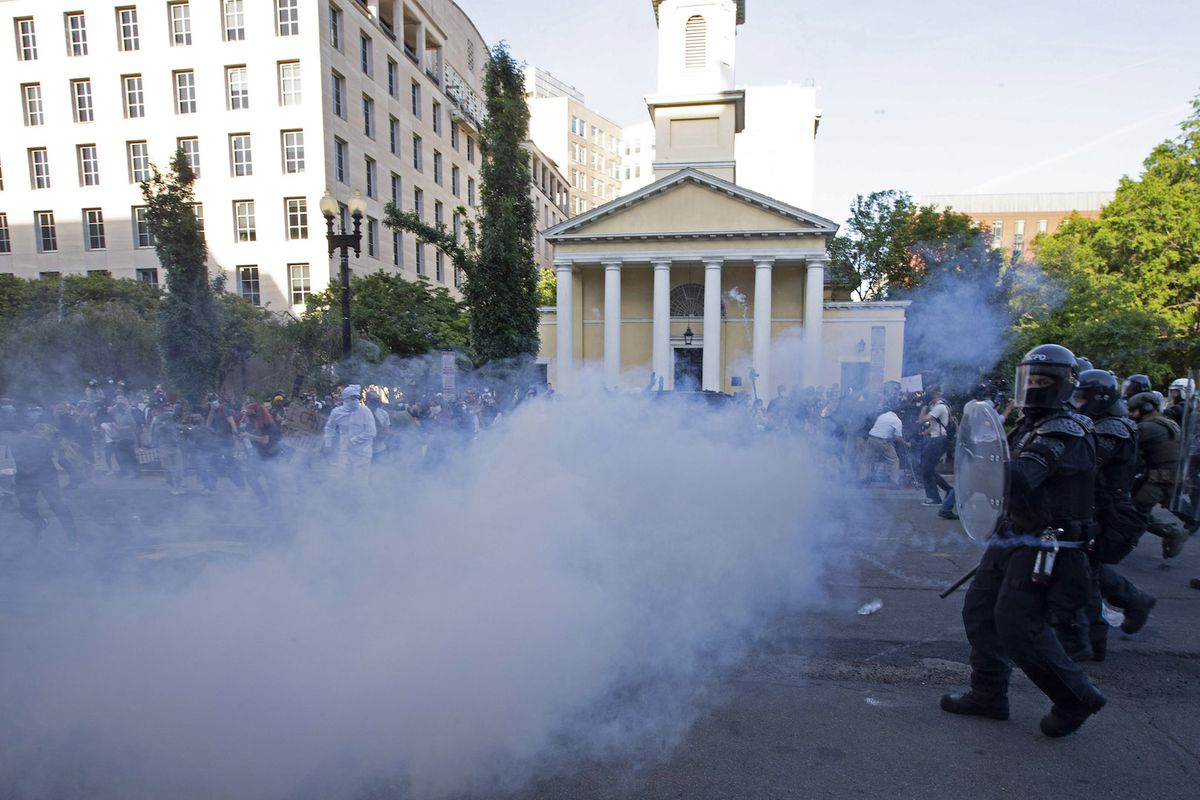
left=1089, top=632, right=1107, bottom=663
left=1040, top=686, right=1106, bottom=738
left=940, top=691, right=1010, bottom=721
left=1120, top=595, right=1156, bottom=635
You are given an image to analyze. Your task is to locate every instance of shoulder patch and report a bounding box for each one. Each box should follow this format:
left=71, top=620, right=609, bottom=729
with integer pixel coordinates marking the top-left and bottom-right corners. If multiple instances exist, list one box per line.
left=1095, top=416, right=1134, bottom=439
left=1035, top=415, right=1087, bottom=438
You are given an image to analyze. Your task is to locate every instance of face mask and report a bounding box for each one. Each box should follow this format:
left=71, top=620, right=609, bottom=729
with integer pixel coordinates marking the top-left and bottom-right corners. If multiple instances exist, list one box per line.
left=343, top=397, right=358, bottom=408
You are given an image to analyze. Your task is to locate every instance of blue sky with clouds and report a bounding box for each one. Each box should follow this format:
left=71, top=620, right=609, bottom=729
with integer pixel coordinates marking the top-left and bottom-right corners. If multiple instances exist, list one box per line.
left=458, top=0, right=1200, bottom=222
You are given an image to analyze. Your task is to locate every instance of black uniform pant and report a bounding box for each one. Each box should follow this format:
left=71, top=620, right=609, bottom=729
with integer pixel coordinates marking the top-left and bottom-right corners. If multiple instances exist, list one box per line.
left=1099, top=564, right=1153, bottom=611
left=963, top=541, right=1097, bottom=711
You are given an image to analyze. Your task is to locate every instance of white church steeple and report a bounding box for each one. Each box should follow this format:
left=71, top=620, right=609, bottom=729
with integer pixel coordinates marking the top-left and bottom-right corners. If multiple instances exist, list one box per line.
left=646, top=1, right=747, bottom=183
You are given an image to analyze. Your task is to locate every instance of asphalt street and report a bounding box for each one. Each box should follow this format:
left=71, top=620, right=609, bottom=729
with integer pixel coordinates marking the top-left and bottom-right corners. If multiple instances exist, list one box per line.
left=1, top=473, right=1197, bottom=800
left=511, top=488, right=1200, bottom=800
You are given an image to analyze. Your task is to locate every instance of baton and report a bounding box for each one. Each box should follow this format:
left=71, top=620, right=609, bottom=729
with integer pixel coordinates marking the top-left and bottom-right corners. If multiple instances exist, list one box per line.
left=939, top=567, right=978, bottom=599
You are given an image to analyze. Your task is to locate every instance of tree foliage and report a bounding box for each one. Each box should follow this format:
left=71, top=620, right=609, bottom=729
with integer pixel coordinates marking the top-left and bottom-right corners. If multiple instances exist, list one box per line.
left=1011, top=96, right=1200, bottom=383
left=828, top=190, right=981, bottom=300
left=142, top=150, right=220, bottom=399
left=0, top=275, right=163, bottom=396
left=386, top=43, right=539, bottom=365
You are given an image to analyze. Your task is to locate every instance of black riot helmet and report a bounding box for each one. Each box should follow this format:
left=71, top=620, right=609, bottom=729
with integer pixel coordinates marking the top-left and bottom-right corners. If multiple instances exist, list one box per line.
left=1072, top=369, right=1120, bottom=417
left=1014, top=343, right=1077, bottom=411
left=1075, top=356, right=1094, bottom=373
left=1121, top=374, right=1151, bottom=399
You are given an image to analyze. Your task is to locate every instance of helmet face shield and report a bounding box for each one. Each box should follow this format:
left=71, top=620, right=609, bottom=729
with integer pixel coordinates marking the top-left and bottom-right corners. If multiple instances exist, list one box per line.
left=1015, top=364, right=1074, bottom=410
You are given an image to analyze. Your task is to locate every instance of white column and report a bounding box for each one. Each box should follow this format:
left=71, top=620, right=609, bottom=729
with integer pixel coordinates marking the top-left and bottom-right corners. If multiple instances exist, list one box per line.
left=752, top=257, right=775, bottom=401
left=603, top=259, right=622, bottom=389
left=702, top=257, right=723, bottom=392
left=555, top=260, right=574, bottom=391
left=804, top=258, right=826, bottom=387
left=652, top=259, right=671, bottom=386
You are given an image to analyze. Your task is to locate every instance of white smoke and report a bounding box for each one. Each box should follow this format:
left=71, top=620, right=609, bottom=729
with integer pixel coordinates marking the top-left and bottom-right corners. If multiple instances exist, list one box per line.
left=0, top=388, right=857, bottom=799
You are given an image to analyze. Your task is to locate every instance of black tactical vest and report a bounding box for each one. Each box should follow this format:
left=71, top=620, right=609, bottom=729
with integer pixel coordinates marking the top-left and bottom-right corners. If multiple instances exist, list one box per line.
left=1007, top=409, right=1097, bottom=534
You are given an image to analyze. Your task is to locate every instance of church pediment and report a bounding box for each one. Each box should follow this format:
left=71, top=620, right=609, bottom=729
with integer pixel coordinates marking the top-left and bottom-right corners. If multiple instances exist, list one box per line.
left=544, top=168, right=838, bottom=242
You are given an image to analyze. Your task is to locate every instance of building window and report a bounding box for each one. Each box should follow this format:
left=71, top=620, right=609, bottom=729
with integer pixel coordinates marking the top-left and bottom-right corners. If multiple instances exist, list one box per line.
left=451, top=165, right=460, bottom=197
left=230, top=134, right=253, bottom=177
left=65, top=12, right=88, bottom=56
left=435, top=250, right=444, bottom=283
left=15, top=17, right=37, bottom=61
left=238, top=266, right=260, bottom=304
left=35, top=211, right=57, bottom=252
left=415, top=242, right=424, bottom=275
left=450, top=123, right=460, bottom=151
left=78, top=145, right=100, bottom=186
left=178, top=137, right=201, bottom=177
left=128, top=140, right=150, bottom=183
left=452, top=211, right=461, bottom=243
left=123, top=74, right=145, bottom=118
left=367, top=217, right=378, bottom=257
left=282, top=130, right=305, bottom=173
left=412, top=134, right=422, bottom=171
left=392, top=230, right=402, bottom=266
left=276, top=0, right=299, bottom=36
left=174, top=70, right=197, bottom=114
left=278, top=61, right=301, bottom=105
left=227, top=66, right=249, bottom=110
left=388, top=116, right=400, bottom=156
left=72, top=79, right=94, bottom=123
left=467, top=177, right=475, bottom=207
left=467, top=135, right=475, bottom=164
left=169, top=2, right=192, bottom=46
left=991, top=220, right=1004, bottom=248
left=0, top=214, right=10, bottom=254
left=192, top=202, right=205, bottom=236
left=133, top=206, right=153, bottom=247
left=289, top=263, right=310, bottom=305
left=685, top=15, right=706, bottom=69
left=433, top=151, right=442, bottom=185
left=360, top=33, right=372, bottom=75
left=29, top=148, right=51, bottom=189
left=390, top=172, right=401, bottom=206
left=135, top=268, right=158, bottom=285
left=234, top=200, right=256, bottom=241
left=365, top=156, right=377, bottom=198
left=434, top=201, right=443, bottom=231
left=432, top=101, right=441, bottom=134
left=386, top=58, right=398, bottom=98
left=413, top=187, right=423, bottom=219
left=411, top=81, right=421, bottom=117
left=333, top=138, right=347, bottom=183
left=285, top=197, right=307, bottom=240
left=331, top=70, right=345, bottom=118
left=22, top=84, right=43, bottom=126
left=328, top=3, right=342, bottom=50
left=116, top=7, right=139, bottom=51
left=222, top=0, right=245, bottom=41
left=84, top=208, right=106, bottom=250
left=1038, top=219, right=1048, bottom=234
left=362, top=94, right=375, bottom=138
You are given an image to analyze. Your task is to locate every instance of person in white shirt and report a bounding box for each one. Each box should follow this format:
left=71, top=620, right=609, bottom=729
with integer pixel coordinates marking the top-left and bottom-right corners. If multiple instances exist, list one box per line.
left=323, top=386, right=376, bottom=475
left=863, top=405, right=906, bottom=485
left=918, top=388, right=953, bottom=505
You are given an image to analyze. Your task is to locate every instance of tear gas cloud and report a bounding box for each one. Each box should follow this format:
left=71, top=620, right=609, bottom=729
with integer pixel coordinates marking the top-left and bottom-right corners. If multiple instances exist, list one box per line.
left=0, top=384, right=854, bottom=799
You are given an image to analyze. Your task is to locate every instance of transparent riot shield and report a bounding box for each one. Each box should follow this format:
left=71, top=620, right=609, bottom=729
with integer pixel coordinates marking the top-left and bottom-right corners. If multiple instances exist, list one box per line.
left=954, top=400, right=1010, bottom=540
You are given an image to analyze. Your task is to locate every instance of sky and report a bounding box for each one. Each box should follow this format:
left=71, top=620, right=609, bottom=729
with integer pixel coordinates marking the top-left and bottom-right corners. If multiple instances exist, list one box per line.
left=458, top=0, right=1200, bottom=222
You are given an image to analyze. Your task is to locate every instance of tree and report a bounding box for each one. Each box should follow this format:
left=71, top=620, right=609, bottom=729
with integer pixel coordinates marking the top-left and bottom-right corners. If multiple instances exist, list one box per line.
left=828, top=190, right=980, bottom=300
left=1009, top=96, right=1200, bottom=383
left=385, top=43, right=539, bottom=364
left=142, top=150, right=220, bottom=399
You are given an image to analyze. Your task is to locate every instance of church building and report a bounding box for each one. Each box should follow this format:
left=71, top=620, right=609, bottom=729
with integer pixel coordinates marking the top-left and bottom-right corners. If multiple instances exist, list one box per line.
left=538, top=0, right=908, bottom=396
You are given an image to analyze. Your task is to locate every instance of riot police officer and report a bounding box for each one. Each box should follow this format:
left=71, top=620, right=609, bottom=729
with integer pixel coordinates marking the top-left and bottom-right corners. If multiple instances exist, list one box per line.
left=1127, top=391, right=1192, bottom=557
left=1053, top=370, right=1156, bottom=661
left=1122, top=374, right=1151, bottom=399
left=942, top=344, right=1106, bottom=738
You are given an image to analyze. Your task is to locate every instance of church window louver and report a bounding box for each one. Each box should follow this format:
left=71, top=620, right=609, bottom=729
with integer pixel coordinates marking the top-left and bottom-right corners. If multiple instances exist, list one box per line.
left=684, top=15, right=706, bottom=69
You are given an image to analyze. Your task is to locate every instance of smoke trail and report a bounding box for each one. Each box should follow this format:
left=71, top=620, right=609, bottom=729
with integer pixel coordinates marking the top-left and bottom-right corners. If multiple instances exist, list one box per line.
left=0, top=387, right=854, bottom=799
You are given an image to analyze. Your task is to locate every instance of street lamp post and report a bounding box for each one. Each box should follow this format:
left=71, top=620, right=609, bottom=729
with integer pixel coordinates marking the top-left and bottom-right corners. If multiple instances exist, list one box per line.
left=319, top=190, right=366, bottom=365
